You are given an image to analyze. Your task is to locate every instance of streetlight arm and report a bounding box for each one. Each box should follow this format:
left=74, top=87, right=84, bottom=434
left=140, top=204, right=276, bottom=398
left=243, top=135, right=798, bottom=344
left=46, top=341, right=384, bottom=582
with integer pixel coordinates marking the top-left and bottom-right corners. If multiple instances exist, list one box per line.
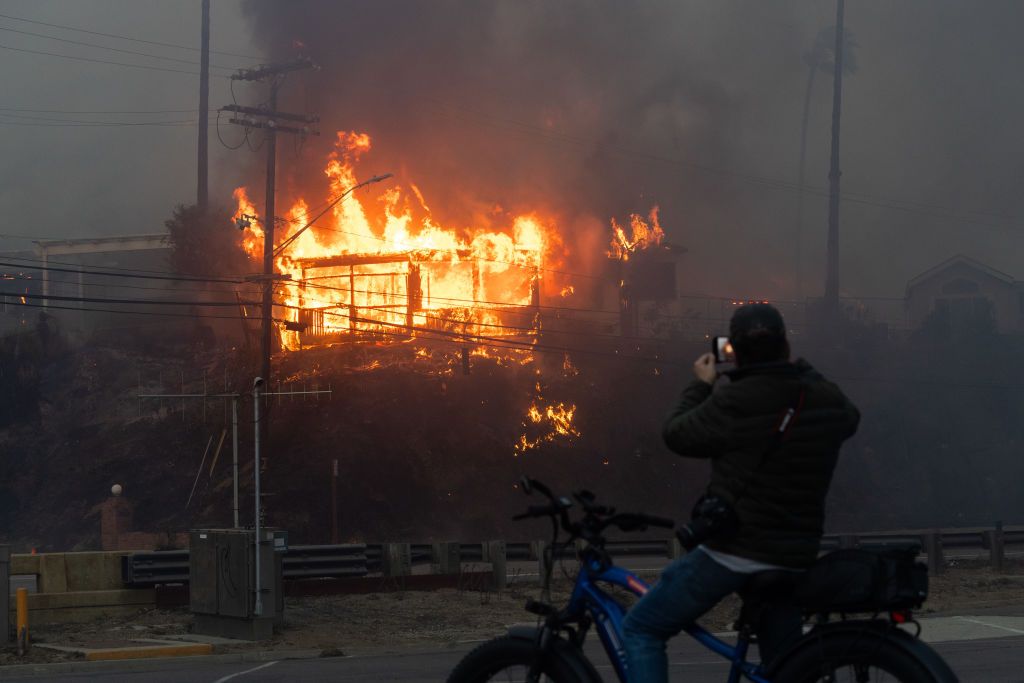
left=271, top=173, right=394, bottom=259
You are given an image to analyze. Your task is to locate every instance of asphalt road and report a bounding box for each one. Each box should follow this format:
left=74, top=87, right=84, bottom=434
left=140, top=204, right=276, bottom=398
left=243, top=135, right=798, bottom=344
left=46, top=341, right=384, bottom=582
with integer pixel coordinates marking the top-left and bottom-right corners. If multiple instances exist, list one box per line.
left=6, top=617, right=1024, bottom=682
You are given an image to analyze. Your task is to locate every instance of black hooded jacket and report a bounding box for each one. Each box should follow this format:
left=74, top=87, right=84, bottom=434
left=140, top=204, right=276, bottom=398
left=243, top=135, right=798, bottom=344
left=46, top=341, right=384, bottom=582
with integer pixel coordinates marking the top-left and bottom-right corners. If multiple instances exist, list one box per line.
left=663, top=358, right=860, bottom=568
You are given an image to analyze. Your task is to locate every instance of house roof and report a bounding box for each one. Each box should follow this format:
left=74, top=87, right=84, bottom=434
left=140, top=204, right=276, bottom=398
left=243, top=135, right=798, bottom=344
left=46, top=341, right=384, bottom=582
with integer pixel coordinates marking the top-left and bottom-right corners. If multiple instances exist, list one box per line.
left=34, top=233, right=169, bottom=257
left=905, top=254, right=1015, bottom=297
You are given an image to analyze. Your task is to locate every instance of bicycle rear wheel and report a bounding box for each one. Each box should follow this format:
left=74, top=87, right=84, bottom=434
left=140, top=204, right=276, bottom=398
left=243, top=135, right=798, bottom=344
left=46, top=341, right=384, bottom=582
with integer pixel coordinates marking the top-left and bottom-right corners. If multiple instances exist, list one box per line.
left=769, top=622, right=958, bottom=682
left=446, top=634, right=597, bottom=683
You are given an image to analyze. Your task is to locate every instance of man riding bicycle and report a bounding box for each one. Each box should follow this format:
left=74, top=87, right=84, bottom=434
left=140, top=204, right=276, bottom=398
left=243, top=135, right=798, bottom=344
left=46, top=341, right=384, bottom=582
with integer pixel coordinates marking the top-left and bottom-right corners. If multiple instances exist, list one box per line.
left=622, top=303, right=861, bottom=683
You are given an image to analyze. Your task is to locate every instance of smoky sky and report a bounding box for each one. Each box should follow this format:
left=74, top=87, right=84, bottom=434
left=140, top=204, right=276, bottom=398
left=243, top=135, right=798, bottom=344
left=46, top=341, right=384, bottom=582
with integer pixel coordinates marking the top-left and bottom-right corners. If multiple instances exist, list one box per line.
left=235, top=0, right=1024, bottom=303
left=0, top=0, right=256, bottom=252
left=3, top=1, right=1023, bottom=306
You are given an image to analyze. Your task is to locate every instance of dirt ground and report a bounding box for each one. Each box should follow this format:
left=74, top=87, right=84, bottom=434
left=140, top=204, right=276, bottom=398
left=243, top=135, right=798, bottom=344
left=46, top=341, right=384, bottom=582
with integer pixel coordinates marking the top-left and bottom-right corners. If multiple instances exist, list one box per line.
left=4, top=557, right=1024, bottom=667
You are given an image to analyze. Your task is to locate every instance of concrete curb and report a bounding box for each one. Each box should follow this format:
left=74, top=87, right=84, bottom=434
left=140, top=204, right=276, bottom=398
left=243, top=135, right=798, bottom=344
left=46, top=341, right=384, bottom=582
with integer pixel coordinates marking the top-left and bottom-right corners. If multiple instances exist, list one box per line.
left=36, top=639, right=214, bottom=662
left=0, top=648, right=325, bottom=677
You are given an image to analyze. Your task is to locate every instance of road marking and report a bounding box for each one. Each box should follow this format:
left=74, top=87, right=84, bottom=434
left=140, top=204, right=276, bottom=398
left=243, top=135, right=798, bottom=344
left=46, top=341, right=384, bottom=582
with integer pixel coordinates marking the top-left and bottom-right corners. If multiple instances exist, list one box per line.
left=594, top=660, right=730, bottom=670
left=953, top=616, right=1024, bottom=635
left=213, top=660, right=279, bottom=682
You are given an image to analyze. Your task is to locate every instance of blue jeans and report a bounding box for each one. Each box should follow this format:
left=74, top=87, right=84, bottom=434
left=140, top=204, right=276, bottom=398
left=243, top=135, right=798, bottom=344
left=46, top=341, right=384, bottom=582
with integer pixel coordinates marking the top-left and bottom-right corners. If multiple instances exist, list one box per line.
left=621, top=548, right=802, bottom=683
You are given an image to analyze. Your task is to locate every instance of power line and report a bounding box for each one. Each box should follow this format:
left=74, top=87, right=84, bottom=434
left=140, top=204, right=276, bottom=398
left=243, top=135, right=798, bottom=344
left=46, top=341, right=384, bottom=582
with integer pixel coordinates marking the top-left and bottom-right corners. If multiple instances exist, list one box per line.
left=0, top=106, right=213, bottom=114
left=4, top=277, right=242, bottom=298
left=0, top=42, right=232, bottom=77
left=2, top=291, right=252, bottom=308
left=2, top=257, right=695, bottom=341
left=331, top=310, right=680, bottom=365
left=0, top=278, right=679, bottom=358
left=0, top=251, right=877, bottom=327
left=277, top=295, right=542, bottom=336
left=0, top=113, right=199, bottom=128
left=13, top=294, right=1024, bottom=389
left=0, top=11, right=261, bottom=61
left=0, top=25, right=241, bottom=72
left=1, top=295, right=677, bottom=365
left=0, top=258, right=246, bottom=285
left=275, top=286, right=725, bottom=346
left=3, top=299, right=247, bottom=322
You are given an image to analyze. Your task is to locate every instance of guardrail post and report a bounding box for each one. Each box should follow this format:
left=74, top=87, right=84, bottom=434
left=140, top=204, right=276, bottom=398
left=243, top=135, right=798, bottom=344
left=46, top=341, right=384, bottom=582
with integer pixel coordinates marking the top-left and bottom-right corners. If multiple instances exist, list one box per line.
left=922, top=530, right=944, bottom=575
left=433, top=542, right=461, bottom=574
left=838, top=534, right=859, bottom=549
left=485, top=540, right=506, bottom=591
left=668, top=536, right=683, bottom=560
left=0, top=545, right=9, bottom=643
left=382, top=543, right=411, bottom=577
left=531, top=540, right=550, bottom=579
left=984, top=529, right=1004, bottom=572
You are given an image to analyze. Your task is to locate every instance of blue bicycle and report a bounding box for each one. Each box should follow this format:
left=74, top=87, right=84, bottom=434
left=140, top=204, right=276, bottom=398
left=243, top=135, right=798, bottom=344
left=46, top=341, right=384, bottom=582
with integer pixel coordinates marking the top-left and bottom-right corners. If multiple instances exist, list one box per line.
left=446, top=477, right=958, bottom=683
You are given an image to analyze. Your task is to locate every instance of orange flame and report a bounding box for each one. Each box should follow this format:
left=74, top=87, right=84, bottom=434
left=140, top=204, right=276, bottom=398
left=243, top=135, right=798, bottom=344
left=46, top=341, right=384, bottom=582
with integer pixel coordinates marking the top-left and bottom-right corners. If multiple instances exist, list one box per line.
left=233, top=188, right=262, bottom=259
left=236, top=130, right=566, bottom=352
left=515, top=400, right=580, bottom=454
left=607, top=206, right=664, bottom=261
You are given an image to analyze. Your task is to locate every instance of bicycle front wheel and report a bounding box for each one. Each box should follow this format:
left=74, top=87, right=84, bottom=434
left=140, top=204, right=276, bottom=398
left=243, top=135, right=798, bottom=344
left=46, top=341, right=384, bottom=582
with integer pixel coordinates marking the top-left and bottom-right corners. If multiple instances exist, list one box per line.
left=446, top=634, right=598, bottom=683
left=770, top=622, right=958, bottom=682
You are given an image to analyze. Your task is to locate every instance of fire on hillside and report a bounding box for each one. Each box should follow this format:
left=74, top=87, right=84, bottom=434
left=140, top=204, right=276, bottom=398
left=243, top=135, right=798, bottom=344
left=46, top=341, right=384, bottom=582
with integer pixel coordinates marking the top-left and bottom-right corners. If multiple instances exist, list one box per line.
left=232, top=130, right=673, bottom=452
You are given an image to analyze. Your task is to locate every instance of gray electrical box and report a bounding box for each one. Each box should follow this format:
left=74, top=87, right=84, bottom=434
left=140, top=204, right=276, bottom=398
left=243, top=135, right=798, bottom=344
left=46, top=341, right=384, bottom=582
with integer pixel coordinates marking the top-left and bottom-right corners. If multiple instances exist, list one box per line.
left=189, top=529, right=284, bottom=640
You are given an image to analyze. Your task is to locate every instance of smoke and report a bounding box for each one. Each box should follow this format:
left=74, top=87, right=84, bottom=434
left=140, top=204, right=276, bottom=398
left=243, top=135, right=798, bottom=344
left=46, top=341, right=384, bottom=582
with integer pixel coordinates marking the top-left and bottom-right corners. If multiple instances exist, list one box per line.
left=232, top=3, right=767, bottom=280
left=237, top=1, right=1024, bottom=300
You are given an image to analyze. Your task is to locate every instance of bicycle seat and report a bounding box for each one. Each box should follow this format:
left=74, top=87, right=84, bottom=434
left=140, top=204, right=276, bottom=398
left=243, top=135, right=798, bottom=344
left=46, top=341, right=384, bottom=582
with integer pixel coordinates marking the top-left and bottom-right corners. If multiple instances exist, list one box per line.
left=739, top=569, right=802, bottom=602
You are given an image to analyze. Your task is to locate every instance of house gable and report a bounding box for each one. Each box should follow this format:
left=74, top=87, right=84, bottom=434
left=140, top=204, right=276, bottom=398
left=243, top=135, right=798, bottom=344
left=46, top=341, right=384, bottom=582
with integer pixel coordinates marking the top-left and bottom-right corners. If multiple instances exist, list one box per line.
left=906, top=254, right=1021, bottom=334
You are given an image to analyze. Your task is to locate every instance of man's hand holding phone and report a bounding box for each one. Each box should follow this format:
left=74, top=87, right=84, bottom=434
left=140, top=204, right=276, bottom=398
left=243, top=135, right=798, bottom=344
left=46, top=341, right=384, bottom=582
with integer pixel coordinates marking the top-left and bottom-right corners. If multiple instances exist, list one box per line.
left=693, top=352, right=718, bottom=385
left=694, top=336, right=735, bottom=385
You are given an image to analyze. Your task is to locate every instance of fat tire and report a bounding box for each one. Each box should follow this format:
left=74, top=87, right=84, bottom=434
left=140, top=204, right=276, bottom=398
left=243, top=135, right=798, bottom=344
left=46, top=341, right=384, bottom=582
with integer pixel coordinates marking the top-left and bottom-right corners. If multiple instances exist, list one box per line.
left=446, top=634, right=596, bottom=683
left=769, top=621, right=959, bottom=683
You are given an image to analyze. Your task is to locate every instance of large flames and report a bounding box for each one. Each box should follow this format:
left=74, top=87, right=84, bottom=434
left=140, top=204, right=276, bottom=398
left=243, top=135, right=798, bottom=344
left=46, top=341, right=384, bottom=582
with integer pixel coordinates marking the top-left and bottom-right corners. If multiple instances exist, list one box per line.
left=607, top=206, right=664, bottom=261
left=233, top=130, right=668, bottom=454
left=234, top=131, right=562, bottom=353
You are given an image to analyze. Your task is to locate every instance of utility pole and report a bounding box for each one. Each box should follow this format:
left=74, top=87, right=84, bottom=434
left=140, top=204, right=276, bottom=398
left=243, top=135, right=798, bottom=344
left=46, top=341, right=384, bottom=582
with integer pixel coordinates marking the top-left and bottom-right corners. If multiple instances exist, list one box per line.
left=197, top=0, right=210, bottom=210
left=222, top=58, right=319, bottom=385
left=824, top=0, right=846, bottom=318
left=261, top=80, right=278, bottom=387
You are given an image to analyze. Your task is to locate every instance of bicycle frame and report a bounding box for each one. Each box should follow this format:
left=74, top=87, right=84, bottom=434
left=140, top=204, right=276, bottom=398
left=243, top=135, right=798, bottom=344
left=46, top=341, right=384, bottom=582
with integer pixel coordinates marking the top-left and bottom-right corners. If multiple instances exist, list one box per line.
left=568, top=555, right=771, bottom=683
left=484, top=479, right=954, bottom=683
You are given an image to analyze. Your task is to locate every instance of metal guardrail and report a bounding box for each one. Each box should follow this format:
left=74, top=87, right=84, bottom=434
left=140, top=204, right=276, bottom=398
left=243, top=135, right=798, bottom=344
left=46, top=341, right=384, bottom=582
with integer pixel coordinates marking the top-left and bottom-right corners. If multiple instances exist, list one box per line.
left=284, top=544, right=368, bottom=579
left=119, top=528, right=1024, bottom=587
left=122, top=549, right=189, bottom=586
left=123, top=544, right=370, bottom=586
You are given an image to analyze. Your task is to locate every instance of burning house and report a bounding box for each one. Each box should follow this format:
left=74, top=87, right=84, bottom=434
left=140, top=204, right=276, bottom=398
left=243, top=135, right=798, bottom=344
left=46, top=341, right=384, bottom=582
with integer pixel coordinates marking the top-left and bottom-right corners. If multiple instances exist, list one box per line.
left=232, top=130, right=684, bottom=358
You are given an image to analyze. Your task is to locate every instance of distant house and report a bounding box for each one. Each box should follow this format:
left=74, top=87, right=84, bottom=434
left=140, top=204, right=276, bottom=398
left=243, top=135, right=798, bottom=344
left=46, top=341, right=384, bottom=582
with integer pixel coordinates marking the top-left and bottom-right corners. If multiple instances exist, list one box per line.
left=1, top=234, right=172, bottom=334
left=905, top=254, right=1024, bottom=334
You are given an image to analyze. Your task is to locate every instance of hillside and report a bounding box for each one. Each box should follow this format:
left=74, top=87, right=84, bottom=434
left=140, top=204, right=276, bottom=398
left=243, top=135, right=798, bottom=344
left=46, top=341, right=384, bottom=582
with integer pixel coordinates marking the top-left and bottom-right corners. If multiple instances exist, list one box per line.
left=2, top=320, right=1024, bottom=552
left=0, top=329, right=700, bottom=550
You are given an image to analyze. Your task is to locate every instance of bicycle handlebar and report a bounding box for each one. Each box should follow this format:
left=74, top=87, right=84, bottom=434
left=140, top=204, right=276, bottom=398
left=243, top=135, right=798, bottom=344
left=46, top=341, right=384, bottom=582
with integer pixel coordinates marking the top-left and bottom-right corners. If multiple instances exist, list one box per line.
left=515, top=475, right=675, bottom=538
